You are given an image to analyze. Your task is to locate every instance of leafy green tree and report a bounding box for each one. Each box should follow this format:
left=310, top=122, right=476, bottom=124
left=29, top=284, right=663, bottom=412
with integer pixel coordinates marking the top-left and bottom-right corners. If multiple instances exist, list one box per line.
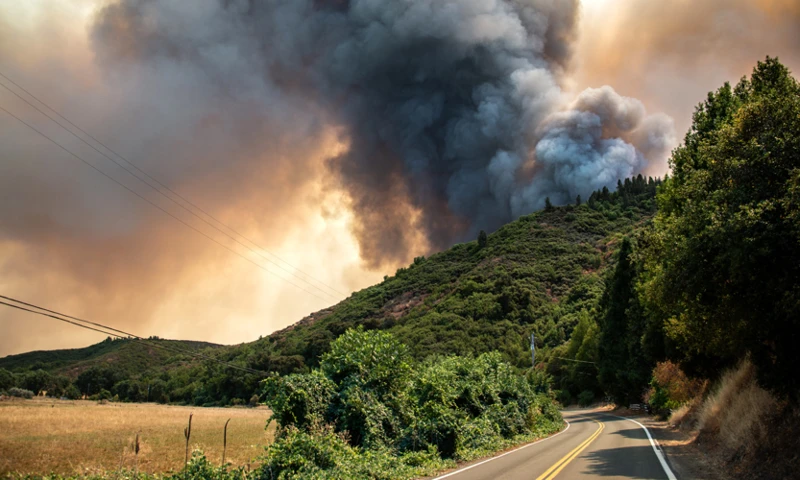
left=20, top=369, right=51, bottom=395
left=544, top=197, right=553, bottom=211
left=643, top=57, right=800, bottom=396
left=576, top=195, right=581, bottom=206
left=0, top=368, right=14, bottom=391
left=562, top=311, right=600, bottom=396
left=64, top=384, right=81, bottom=400
left=76, top=365, right=120, bottom=396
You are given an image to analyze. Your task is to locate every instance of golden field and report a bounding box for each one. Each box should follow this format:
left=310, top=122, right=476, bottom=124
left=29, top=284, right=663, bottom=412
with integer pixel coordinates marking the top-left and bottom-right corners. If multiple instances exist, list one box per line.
left=0, top=398, right=275, bottom=476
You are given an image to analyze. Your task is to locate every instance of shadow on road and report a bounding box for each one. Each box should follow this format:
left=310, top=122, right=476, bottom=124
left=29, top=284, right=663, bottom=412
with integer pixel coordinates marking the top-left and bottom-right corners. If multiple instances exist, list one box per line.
left=580, top=445, right=668, bottom=479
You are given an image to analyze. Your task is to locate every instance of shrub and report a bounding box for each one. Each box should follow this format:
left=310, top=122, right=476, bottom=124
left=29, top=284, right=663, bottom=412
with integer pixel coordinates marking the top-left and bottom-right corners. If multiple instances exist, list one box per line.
left=577, top=390, right=594, bottom=406
left=646, top=361, right=705, bottom=411
left=64, top=384, right=81, bottom=400
left=261, top=329, right=564, bottom=477
left=8, top=387, right=34, bottom=399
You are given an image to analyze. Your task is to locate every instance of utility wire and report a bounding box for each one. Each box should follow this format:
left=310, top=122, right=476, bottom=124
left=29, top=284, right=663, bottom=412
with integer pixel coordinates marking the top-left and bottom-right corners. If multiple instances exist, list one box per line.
left=0, top=295, right=269, bottom=376
left=0, top=72, right=347, bottom=299
left=0, top=104, right=334, bottom=305
left=552, top=356, right=598, bottom=365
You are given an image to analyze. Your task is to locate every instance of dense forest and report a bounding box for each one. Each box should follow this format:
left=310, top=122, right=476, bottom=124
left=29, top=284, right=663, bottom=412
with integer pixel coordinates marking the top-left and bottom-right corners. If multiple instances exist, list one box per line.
left=3, top=57, right=799, bottom=479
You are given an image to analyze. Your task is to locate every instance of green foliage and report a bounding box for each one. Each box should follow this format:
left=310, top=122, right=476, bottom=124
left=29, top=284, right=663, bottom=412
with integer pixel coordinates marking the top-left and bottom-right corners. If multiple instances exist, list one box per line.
left=0, top=367, right=15, bottom=390
left=63, top=384, right=81, bottom=400
left=261, top=329, right=563, bottom=477
left=257, top=425, right=452, bottom=480
left=7, top=387, right=34, bottom=399
left=642, top=57, right=800, bottom=396
left=577, top=390, right=594, bottom=406
left=263, top=371, right=335, bottom=429
left=477, top=230, right=488, bottom=249
left=10, top=450, right=248, bottom=480
left=19, top=369, right=52, bottom=395
left=597, top=238, right=652, bottom=404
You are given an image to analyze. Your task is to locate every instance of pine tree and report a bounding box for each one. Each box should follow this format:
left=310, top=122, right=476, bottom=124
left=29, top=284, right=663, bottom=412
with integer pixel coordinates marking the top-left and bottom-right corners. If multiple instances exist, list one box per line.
left=477, top=230, right=488, bottom=249
left=597, top=238, right=651, bottom=404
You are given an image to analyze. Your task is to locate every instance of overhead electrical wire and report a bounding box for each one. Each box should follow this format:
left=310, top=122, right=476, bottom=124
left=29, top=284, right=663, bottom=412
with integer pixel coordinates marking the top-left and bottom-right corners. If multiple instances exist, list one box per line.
left=0, top=295, right=270, bottom=376
left=0, top=104, right=337, bottom=305
left=0, top=71, right=347, bottom=300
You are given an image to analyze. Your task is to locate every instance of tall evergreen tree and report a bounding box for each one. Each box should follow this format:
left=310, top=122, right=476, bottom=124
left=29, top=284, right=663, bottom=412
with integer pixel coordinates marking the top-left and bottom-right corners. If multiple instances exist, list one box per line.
left=598, top=238, right=651, bottom=404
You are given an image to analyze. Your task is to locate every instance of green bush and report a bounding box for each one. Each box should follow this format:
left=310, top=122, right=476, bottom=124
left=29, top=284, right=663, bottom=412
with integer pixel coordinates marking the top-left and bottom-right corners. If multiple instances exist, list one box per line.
left=63, top=384, right=81, bottom=400
left=577, top=390, right=594, bottom=406
left=261, top=329, right=563, bottom=477
left=8, top=387, right=34, bottom=399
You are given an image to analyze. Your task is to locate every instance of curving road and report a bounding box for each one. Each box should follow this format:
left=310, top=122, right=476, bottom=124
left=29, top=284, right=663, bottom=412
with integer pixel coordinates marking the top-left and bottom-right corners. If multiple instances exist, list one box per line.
left=432, top=409, right=676, bottom=480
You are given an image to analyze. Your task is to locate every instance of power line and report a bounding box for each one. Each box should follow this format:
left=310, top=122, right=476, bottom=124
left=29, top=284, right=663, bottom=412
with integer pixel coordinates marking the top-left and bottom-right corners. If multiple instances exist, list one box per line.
left=0, top=295, right=269, bottom=376
left=552, top=357, right=597, bottom=365
left=0, top=104, right=335, bottom=305
left=0, top=73, right=346, bottom=301
left=0, top=297, right=266, bottom=375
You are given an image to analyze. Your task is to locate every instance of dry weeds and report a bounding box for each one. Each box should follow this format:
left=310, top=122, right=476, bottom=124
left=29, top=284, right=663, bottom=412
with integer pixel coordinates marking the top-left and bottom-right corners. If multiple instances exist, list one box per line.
left=0, top=398, right=275, bottom=476
left=696, top=359, right=776, bottom=454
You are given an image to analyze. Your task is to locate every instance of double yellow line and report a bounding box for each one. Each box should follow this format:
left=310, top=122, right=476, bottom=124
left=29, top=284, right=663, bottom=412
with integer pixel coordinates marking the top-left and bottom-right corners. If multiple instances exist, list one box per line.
left=535, top=420, right=605, bottom=480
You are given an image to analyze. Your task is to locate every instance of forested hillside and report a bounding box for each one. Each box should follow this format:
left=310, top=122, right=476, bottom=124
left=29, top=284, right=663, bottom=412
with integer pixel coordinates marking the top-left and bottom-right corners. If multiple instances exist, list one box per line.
left=0, top=337, right=220, bottom=400
left=1, top=177, right=661, bottom=405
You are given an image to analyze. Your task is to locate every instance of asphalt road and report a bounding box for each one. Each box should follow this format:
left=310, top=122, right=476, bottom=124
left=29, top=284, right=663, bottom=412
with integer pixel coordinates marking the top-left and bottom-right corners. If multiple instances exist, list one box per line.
left=433, top=409, right=676, bottom=480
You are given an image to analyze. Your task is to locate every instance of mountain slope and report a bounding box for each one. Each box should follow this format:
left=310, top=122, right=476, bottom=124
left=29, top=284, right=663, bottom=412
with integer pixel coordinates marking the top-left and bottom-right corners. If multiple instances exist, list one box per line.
left=258, top=179, right=659, bottom=372
left=0, top=337, right=221, bottom=378
left=2, top=177, right=661, bottom=405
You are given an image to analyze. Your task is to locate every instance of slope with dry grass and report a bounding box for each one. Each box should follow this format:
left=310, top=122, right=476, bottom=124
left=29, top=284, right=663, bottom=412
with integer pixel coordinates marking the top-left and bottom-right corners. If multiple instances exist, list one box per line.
left=666, top=360, right=799, bottom=479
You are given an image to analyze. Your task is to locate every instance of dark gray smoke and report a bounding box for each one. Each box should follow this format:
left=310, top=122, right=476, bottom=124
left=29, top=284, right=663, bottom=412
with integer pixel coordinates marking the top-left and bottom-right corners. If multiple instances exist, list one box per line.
left=92, top=0, right=674, bottom=268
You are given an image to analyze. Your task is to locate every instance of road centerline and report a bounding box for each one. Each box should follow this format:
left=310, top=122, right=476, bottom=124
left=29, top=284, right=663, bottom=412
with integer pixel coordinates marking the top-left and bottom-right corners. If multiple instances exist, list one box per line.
left=535, top=420, right=604, bottom=480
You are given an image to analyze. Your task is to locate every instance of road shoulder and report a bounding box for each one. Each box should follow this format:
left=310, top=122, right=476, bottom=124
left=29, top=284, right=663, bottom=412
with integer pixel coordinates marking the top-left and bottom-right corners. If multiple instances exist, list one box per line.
left=634, top=414, right=725, bottom=480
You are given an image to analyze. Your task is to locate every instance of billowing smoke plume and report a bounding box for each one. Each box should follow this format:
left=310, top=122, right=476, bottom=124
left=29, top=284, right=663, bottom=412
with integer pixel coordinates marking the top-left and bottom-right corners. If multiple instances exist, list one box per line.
left=91, top=0, right=674, bottom=268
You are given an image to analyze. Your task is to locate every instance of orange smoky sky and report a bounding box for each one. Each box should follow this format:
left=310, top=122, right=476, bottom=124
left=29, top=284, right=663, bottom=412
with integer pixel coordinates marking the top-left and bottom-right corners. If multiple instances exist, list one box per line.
left=573, top=0, right=800, bottom=137
left=1, top=0, right=799, bottom=356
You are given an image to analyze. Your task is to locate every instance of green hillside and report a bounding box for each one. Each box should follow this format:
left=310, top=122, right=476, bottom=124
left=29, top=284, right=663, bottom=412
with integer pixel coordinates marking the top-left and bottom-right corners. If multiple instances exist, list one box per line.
left=0, top=337, right=220, bottom=377
left=168, top=178, right=662, bottom=405
left=263, top=179, right=660, bottom=369
left=1, top=178, right=660, bottom=405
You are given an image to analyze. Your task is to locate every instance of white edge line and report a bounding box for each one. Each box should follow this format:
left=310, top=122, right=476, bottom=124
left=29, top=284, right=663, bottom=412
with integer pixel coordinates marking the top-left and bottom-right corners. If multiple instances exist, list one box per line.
left=615, top=415, right=678, bottom=480
left=430, top=419, right=571, bottom=480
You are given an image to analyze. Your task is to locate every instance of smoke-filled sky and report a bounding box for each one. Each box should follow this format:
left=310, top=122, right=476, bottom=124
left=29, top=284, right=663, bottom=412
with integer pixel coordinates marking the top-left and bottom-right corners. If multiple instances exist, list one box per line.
left=1, top=0, right=798, bottom=356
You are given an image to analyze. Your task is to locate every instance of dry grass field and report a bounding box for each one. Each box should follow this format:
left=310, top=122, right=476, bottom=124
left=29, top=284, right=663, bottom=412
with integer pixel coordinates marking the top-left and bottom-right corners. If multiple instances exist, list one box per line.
left=0, top=397, right=275, bottom=476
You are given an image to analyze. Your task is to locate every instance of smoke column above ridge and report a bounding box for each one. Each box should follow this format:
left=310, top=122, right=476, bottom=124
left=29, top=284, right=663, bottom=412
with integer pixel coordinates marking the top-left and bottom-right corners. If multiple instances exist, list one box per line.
left=92, top=0, right=674, bottom=268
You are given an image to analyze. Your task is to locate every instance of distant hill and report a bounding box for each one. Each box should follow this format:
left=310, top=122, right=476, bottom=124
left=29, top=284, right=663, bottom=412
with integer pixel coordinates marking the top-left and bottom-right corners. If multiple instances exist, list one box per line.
left=0, top=337, right=221, bottom=378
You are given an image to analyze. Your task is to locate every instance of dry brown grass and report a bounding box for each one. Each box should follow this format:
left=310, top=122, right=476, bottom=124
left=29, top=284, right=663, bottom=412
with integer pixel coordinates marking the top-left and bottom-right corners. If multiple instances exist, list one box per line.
left=696, top=359, right=776, bottom=454
left=668, top=403, right=693, bottom=428
left=0, top=397, right=276, bottom=476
